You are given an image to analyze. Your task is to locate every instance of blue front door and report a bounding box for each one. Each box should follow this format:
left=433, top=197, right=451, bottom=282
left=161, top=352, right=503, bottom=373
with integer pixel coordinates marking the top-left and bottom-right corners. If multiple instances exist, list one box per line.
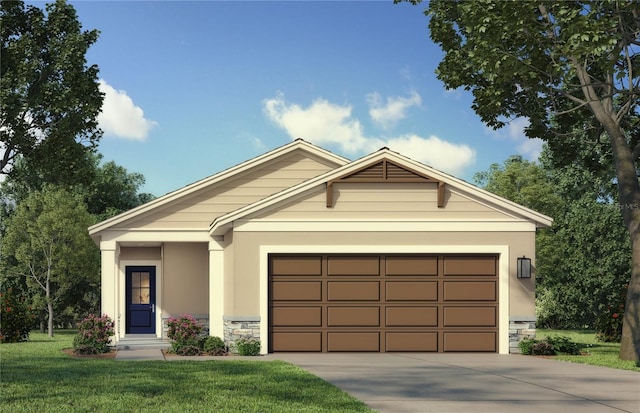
left=126, top=266, right=156, bottom=334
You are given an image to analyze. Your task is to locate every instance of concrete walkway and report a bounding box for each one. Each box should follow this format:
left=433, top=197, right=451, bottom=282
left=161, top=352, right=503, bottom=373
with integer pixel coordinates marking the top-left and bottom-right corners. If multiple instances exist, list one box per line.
left=115, top=349, right=640, bottom=413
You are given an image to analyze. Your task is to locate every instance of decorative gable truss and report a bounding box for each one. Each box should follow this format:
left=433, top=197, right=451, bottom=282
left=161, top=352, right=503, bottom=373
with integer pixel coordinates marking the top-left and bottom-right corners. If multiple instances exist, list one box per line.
left=325, top=157, right=446, bottom=208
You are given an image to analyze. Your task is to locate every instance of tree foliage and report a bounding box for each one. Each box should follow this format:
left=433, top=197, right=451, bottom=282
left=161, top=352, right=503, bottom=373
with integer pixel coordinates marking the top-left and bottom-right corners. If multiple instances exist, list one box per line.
left=0, top=186, right=99, bottom=337
left=401, top=0, right=640, bottom=361
left=1, top=153, right=155, bottom=221
left=0, top=0, right=103, bottom=185
left=474, top=152, right=631, bottom=331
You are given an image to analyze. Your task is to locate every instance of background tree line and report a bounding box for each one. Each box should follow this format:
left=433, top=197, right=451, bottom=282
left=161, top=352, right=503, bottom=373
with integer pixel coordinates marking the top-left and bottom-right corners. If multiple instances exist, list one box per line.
left=474, top=144, right=631, bottom=335
left=0, top=0, right=152, bottom=338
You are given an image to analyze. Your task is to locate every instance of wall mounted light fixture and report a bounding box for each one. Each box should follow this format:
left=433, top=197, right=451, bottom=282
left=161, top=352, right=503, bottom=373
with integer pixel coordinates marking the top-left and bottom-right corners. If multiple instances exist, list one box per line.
left=517, top=256, right=532, bottom=279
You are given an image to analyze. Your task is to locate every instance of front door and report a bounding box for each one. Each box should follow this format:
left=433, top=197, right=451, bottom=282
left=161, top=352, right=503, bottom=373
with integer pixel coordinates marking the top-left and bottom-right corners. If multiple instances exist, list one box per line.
left=125, top=266, right=156, bottom=334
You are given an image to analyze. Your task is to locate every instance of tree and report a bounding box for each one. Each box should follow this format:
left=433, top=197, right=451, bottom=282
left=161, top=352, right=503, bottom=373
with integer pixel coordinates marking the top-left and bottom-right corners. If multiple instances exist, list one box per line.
left=81, top=155, right=155, bottom=221
left=1, top=0, right=103, bottom=185
left=0, top=186, right=99, bottom=337
left=474, top=153, right=631, bottom=331
left=473, top=154, right=562, bottom=216
left=401, top=0, right=640, bottom=361
left=1, top=153, right=155, bottom=221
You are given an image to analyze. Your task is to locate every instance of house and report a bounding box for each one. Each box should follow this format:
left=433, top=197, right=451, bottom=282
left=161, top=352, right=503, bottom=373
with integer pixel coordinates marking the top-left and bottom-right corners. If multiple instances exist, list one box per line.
left=89, top=139, right=552, bottom=354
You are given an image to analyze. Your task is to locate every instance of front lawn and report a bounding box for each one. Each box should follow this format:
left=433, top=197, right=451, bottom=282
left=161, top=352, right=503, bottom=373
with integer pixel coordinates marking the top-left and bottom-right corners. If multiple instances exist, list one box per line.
left=537, top=329, right=640, bottom=372
left=0, top=331, right=375, bottom=413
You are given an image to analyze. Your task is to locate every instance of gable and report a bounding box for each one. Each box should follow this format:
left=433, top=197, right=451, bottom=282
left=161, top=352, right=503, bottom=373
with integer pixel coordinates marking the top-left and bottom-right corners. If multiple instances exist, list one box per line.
left=109, top=151, right=342, bottom=230
left=326, top=158, right=445, bottom=208
left=210, top=149, right=552, bottom=235
left=89, top=140, right=348, bottom=237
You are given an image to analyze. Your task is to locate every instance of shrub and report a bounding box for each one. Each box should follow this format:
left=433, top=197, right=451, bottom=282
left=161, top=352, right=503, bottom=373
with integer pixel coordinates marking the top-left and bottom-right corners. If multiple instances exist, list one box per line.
left=0, top=288, right=35, bottom=343
left=167, top=314, right=203, bottom=353
left=176, top=345, right=202, bottom=356
left=518, top=337, right=538, bottom=355
left=235, top=338, right=261, bottom=356
left=73, top=314, right=115, bottom=354
left=531, top=341, right=556, bottom=356
left=519, top=335, right=582, bottom=356
left=546, top=335, right=580, bottom=355
left=203, top=336, right=227, bottom=355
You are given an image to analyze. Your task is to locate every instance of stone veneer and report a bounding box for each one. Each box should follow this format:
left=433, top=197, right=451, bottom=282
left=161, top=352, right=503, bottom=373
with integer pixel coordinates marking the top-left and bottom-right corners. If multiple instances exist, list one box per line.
left=223, top=316, right=260, bottom=352
left=509, top=317, right=536, bottom=353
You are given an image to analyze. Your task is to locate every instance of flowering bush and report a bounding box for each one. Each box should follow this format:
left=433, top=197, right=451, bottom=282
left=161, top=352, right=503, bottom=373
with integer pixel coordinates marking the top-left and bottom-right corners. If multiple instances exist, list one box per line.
left=0, top=288, right=36, bottom=343
left=595, top=284, right=627, bottom=343
left=166, top=314, right=203, bottom=354
left=73, top=314, right=115, bottom=354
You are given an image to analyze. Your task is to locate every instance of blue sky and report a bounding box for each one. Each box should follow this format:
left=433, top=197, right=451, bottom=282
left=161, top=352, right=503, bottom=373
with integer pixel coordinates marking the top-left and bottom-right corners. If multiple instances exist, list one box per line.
left=58, top=0, right=540, bottom=196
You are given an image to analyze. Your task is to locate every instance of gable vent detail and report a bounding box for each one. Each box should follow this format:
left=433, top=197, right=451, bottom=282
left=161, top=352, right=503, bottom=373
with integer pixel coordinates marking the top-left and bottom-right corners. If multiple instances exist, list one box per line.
left=326, top=159, right=445, bottom=208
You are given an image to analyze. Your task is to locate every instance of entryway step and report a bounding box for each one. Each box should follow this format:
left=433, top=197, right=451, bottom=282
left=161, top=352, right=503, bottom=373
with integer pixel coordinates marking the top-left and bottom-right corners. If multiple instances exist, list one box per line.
left=117, top=335, right=170, bottom=350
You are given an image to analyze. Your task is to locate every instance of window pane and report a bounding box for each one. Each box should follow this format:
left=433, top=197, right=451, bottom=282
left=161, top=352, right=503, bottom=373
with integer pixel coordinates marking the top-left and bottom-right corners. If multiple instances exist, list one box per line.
left=132, top=273, right=141, bottom=288
left=132, top=288, right=141, bottom=304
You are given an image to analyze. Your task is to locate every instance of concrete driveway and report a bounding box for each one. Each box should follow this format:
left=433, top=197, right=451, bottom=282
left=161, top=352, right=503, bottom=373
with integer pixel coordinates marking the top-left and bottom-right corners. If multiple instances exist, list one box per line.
left=270, top=353, right=640, bottom=413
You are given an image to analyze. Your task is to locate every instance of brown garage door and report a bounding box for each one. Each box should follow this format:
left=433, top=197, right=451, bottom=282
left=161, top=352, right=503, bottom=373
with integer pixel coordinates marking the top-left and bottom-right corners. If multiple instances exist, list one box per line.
left=269, top=254, right=498, bottom=352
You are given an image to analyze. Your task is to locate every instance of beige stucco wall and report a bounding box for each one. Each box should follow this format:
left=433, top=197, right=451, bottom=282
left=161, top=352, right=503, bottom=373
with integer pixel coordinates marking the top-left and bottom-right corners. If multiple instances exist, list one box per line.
left=162, top=242, right=209, bottom=315
left=253, top=182, right=527, bottom=222
left=227, top=230, right=536, bottom=318
left=119, top=247, right=161, bottom=261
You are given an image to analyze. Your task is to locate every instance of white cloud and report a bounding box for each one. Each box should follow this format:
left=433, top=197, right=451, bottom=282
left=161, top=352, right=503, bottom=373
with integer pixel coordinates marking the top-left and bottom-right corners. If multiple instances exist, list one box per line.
left=518, top=138, right=544, bottom=160
left=263, top=92, right=476, bottom=177
left=485, top=116, right=529, bottom=141
left=263, top=92, right=368, bottom=152
left=383, top=134, right=476, bottom=177
left=367, top=90, right=422, bottom=129
left=485, top=116, right=543, bottom=160
left=97, top=79, right=158, bottom=140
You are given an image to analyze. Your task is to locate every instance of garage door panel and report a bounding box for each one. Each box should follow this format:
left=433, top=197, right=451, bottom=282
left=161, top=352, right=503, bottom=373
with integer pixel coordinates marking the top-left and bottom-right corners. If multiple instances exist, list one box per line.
left=271, top=256, right=322, bottom=276
left=272, top=332, right=322, bottom=351
left=327, top=307, right=380, bottom=326
left=444, top=281, right=496, bottom=301
left=328, top=281, right=380, bottom=301
left=443, top=332, right=496, bottom=352
left=271, top=281, right=322, bottom=301
left=386, top=307, right=438, bottom=326
left=444, top=307, right=496, bottom=327
left=272, top=307, right=322, bottom=326
left=328, top=332, right=380, bottom=351
left=386, top=281, right=438, bottom=301
left=328, top=256, right=380, bottom=276
left=386, top=332, right=438, bottom=351
left=386, top=256, right=438, bottom=276
left=444, top=256, right=496, bottom=276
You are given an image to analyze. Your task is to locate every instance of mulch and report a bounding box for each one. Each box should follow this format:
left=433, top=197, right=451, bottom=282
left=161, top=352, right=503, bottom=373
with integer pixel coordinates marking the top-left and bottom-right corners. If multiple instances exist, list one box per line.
left=61, top=348, right=118, bottom=359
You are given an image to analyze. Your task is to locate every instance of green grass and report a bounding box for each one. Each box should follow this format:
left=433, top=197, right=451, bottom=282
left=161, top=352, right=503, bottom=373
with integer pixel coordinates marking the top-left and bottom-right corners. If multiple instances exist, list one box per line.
left=0, top=331, right=375, bottom=413
left=537, top=329, right=640, bottom=372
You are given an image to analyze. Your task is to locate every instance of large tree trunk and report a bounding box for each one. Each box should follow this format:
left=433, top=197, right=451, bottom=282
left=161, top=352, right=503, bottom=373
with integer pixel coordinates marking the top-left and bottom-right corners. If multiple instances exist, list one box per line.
left=621, top=235, right=640, bottom=361
left=606, top=124, right=640, bottom=361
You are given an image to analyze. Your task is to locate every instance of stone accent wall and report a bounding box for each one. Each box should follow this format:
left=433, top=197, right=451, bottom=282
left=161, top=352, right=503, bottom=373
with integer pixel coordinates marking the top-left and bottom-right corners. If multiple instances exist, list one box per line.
left=161, top=314, right=210, bottom=339
left=223, top=316, right=260, bottom=352
left=509, top=318, right=536, bottom=354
